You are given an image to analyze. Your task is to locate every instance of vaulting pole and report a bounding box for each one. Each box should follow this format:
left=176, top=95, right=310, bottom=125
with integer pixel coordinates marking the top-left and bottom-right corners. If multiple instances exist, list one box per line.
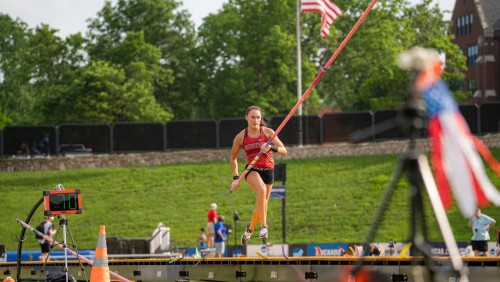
left=230, top=0, right=379, bottom=192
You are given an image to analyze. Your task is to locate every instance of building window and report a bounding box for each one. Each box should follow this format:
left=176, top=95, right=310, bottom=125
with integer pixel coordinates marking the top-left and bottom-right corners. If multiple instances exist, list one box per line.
left=469, top=14, right=473, bottom=33
left=456, top=14, right=473, bottom=36
left=467, top=45, right=478, bottom=65
left=461, top=16, right=465, bottom=35
left=464, top=15, right=469, bottom=34
left=468, top=79, right=477, bottom=94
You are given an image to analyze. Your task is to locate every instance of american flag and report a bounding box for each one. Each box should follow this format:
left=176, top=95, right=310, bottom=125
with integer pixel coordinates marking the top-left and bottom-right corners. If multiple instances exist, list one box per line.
left=301, top=0, right=343, bottom=37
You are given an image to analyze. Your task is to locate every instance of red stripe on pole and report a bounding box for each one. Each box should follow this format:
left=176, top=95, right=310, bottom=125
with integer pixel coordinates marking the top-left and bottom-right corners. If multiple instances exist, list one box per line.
left=230, top=0, right=379, bottom=192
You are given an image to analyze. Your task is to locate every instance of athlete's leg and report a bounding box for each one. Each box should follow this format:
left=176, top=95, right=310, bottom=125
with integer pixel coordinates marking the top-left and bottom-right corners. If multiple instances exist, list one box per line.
left=246, top=171, right=268, bottom=228
left=265, top=183, right=273, bottom=200
left=248, top=181, right=273, bottom=231
left=257, top=183, right=273, bottom=239
left=249, top=209, right=259, bottom=232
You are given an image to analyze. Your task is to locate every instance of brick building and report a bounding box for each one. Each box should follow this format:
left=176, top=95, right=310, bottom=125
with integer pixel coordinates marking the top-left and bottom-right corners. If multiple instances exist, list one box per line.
left=451, top=0, right=500, bottom=103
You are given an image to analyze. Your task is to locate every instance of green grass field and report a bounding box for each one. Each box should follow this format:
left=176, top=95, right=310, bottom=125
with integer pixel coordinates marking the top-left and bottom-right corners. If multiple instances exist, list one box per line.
left=1, top=151, right=500, bottom=253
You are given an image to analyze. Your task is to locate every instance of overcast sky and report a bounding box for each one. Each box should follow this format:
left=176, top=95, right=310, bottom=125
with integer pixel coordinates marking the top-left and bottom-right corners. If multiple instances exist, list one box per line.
left=0, top=0, right=456, bottom=38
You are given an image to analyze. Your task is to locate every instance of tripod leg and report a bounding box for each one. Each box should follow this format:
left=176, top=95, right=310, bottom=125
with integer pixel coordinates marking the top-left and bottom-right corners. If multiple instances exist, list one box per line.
left=352, top=156, right=406, bottom=275
left=408, top=157, right=438, bottom=280
left=364, top=156, right=407, bottom=244
left=408, top=157, right=431, bottom=251
left=66, top=223, right=89, bottom=281
left=418, top=155, right=469, bottom=282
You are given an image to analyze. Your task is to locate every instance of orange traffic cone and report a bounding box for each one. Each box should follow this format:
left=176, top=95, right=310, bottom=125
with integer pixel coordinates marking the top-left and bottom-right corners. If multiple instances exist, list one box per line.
left=3, top=277, right=15, bottom=282
left=90, top=225, right=110, bottom=282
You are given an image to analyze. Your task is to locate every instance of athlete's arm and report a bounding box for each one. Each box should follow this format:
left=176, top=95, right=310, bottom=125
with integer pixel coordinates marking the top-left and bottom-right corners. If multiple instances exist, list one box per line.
left=264, top=128, right=287, bottom=155
left=230, top=132, right=243, bottom=178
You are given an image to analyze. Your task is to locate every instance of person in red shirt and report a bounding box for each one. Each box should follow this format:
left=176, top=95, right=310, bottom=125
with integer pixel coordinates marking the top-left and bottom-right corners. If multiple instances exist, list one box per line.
left=230, top=106, right=287, bottom=244
left=206, top=203, right=217, bottom=248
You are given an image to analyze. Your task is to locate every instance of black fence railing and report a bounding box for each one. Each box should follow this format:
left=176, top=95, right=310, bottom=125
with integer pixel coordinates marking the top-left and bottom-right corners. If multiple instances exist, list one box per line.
left=460, top=104, right=480, bottom=134
left=271, top=115, right=322, bottom=145
left=480, top=103, right=500, bottom=133
left=166, top=120, right=217, bottom=149
left=322, top=111, right=373, bottom=143
left=2, top=126, right=57, bottom=157
left=373, top=109, right=402, bottom=141
left=59, top=124, right=112, bottom=153
left=1, top=102, right=499, bottom=157
left=113, top=122, right=165, bottom=152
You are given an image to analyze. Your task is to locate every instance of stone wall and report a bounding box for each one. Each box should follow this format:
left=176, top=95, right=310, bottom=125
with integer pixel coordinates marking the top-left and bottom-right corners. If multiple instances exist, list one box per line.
left=2, top=134, right=500, bottom=172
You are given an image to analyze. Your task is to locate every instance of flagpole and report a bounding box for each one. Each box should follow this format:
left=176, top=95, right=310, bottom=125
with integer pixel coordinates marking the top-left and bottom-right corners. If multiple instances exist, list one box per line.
left=296, top=0, right=303, bottom=147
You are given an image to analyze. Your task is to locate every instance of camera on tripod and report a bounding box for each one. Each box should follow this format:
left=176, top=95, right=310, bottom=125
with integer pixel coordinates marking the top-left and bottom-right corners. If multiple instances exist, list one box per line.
left=233, top=212, right=241, bottom=221
left=388, top=240, right=396, bottom=248
left=388, top=240, right=397, bottom=255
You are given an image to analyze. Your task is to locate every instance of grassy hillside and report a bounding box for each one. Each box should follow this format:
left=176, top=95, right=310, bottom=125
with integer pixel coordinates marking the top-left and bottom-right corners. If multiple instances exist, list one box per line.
left=1, top=151, right=500, bottom=253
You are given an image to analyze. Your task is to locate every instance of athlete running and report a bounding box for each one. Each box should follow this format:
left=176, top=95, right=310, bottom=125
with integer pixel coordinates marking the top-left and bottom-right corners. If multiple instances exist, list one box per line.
left=230, top=105, right=287, bottom=244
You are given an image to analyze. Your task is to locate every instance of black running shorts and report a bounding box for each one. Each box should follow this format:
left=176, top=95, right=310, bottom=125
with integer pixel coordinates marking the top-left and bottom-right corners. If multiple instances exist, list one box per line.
left=245, top=166, right=274, bottom=184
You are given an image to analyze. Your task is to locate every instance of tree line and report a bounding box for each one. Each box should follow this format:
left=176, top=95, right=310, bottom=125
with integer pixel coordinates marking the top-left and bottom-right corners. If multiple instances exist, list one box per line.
left=0, top=0, right=465, bottom=129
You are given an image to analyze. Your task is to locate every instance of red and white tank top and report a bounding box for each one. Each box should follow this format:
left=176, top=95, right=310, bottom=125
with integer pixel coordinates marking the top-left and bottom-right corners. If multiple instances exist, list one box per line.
left=242, top=127, right=274, bottom=168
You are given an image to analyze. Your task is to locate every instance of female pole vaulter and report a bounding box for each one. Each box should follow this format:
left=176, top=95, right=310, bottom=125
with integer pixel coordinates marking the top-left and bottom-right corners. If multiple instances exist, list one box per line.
left=230, top=105, right=287, bottom=244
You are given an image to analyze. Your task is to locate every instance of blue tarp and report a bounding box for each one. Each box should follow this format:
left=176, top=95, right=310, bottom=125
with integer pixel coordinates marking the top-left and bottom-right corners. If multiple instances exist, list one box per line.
left=6, top=250, right=95, bottom=262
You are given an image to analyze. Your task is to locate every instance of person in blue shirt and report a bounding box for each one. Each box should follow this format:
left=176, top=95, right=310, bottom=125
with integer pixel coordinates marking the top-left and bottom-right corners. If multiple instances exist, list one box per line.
left=214, top=215, right=226, bottom=257
left=468, top=208, right=496, bottom=256
left=41, top=134, right=50, bottom=157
